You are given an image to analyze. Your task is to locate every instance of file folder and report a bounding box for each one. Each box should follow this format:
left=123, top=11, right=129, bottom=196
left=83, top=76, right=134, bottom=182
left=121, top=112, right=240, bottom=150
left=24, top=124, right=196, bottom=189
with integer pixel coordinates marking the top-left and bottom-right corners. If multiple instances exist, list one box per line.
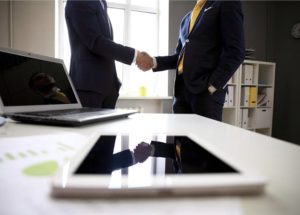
left=241, top=87, right=250, bottom=107
left=242, top=109, right=249, bottom=129
left=242, top=65, right=254, bottom=84
left=249, top=87, right=257, bottom=107
left=224, top=93, right=229, bottom=107
left=228, top=86, right=234, bottom=107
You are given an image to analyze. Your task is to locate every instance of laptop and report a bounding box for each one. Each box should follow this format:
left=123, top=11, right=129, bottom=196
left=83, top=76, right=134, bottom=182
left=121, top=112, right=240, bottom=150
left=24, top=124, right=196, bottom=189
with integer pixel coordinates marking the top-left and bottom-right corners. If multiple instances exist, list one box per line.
left=0, top=47, right=137, bottom=126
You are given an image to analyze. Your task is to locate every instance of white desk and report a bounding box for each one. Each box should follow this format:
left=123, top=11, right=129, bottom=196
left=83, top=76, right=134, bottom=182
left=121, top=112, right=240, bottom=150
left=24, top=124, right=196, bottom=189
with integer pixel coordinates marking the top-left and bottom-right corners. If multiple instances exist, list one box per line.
left=0, top=114, right=299, bottom=215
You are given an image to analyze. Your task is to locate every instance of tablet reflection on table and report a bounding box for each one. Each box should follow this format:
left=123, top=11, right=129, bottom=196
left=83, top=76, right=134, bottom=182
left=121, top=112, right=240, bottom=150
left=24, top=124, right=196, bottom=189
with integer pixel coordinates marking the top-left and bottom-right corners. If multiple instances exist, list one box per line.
left=75, top=135, right=238, bottom=181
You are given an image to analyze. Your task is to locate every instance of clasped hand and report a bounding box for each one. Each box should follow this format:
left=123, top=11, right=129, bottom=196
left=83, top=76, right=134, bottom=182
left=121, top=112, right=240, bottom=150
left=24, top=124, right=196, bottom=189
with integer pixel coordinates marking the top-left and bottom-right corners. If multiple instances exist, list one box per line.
left=136, top=51, right=154, bottom=71
left=133, top=142, right=153, bottom=163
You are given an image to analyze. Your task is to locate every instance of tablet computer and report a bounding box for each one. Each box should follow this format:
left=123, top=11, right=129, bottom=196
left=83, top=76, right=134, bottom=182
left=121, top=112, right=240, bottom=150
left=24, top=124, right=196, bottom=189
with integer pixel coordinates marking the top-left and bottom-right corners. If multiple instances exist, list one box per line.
left=51, top=134, right=267, bottom=197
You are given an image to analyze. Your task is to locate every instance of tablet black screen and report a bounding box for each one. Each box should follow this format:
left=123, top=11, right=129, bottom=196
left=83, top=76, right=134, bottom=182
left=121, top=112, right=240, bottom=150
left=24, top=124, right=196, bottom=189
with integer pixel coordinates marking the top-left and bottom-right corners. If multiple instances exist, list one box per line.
left=75, top=135, right=238, bottom=175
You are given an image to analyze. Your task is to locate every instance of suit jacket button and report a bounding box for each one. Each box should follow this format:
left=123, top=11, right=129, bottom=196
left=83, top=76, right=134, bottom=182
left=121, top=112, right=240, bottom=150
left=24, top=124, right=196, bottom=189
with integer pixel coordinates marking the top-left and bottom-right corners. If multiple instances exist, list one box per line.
left=186, top=39, right=190, bottom=43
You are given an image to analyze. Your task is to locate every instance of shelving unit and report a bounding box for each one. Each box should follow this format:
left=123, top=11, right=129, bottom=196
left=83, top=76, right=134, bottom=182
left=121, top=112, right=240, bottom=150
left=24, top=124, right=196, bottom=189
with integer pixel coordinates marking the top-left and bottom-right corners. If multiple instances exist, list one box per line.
left=222, top=60, right=276, bottom=136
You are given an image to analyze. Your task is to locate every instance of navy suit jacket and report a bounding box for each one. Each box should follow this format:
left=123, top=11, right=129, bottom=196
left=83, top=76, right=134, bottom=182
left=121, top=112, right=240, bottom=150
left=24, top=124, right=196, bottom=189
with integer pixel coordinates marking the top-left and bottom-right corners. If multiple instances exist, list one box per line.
left=154, top=0, right=245, bottom=99
left=150, top=137, right=237, bottom=174
left=76, top=136, right=134, bottom=174
left=65, top=0, right=135, bottom=95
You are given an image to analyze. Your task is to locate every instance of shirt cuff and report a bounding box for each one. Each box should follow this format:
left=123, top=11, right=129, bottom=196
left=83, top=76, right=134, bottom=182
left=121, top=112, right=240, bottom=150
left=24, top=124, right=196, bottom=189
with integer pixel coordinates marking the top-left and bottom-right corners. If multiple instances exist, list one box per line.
left=130, top=151, right=136, bottom=164
left=150, top=144, right=155, bottom=156
left=132, top=50, right=138, bottom=64
left=152, top=57, right=157, bottom=69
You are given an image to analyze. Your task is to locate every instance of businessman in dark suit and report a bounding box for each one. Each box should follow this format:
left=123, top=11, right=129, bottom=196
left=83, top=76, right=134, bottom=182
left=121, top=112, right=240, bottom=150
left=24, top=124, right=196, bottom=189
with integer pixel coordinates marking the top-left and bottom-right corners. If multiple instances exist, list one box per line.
left=138, top=0, right=245, bottom=121
left=65, top=0, right=152, bottom=108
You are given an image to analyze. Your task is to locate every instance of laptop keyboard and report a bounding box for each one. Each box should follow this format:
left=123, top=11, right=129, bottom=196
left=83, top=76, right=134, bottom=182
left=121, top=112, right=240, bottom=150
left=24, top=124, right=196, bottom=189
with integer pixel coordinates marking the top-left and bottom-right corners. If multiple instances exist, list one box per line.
left=24, top=108, right=115, bottom=117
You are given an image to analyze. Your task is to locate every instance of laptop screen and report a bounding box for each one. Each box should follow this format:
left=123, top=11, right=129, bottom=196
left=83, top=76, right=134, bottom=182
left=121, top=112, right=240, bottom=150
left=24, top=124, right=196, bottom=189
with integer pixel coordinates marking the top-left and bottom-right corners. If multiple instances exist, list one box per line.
left=0, top=50, right=77, bottom=107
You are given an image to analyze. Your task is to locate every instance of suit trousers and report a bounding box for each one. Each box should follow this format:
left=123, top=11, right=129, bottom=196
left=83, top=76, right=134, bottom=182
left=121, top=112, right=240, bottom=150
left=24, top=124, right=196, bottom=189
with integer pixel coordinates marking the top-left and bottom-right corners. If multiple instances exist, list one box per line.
left=77, top=87, right=119, bottom=109
left=173, top=75, right=224, bottom=121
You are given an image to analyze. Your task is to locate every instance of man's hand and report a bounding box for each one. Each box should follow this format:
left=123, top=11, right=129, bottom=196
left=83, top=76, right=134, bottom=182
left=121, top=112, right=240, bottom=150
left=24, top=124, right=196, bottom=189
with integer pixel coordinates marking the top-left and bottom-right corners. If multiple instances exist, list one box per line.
left=136, top=51, right=154, bottom=71
left=133, top=142, right=152, bottom=163
left=208, top=85, right=217, bottom=95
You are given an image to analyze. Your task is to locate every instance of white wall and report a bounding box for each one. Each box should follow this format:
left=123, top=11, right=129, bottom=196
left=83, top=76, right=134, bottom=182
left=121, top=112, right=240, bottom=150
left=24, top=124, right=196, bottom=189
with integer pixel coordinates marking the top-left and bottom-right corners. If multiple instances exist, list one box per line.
left=0, top=1, right=10, bottom=47
left=0, top=0, right=55, bottom=57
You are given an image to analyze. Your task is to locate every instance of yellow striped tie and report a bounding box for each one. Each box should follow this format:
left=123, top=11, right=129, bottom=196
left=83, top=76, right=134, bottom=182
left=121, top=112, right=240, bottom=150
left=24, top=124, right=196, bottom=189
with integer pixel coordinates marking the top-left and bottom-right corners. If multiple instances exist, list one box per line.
left=178, top=0, right=206, bottom=74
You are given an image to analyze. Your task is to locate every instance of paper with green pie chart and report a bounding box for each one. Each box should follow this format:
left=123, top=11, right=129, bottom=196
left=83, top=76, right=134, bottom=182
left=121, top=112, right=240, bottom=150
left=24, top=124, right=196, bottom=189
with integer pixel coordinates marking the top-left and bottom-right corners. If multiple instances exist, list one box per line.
left=23, top=160, right=59, bottom=176
left=0, top=133, right=87, bottom=178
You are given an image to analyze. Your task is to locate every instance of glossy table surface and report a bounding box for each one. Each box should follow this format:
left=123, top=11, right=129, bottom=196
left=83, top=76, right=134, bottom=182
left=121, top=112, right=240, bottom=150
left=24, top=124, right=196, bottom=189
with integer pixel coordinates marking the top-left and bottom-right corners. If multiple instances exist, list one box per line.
left=0, top=113, right=299, bottom=215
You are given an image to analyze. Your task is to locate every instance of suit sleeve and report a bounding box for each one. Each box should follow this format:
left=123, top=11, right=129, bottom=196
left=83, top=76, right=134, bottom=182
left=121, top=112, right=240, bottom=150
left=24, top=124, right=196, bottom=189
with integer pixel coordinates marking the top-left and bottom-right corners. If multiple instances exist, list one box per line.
left=111, top=149, right=134, bottom=171
left=209, top=1, right=245, bottom=89
left=153, top=38, right=182, bottom=72
left=150, top=141, right=176, bottom=159
left=66, top=2, right=135, bottom=65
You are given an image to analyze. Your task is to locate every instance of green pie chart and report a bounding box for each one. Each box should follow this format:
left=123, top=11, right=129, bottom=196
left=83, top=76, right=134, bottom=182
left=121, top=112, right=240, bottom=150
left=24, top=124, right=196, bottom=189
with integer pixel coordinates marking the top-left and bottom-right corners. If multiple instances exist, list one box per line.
left=23, top=160, right=59, bottom=177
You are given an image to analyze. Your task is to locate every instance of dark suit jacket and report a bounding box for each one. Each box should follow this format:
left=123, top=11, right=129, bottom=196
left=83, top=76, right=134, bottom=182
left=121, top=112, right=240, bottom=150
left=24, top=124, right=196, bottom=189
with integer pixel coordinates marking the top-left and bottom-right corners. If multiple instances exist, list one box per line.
left=65, top=0, right=135, bottom=95
left=154, top=0, right=245, bottom=100
left=151, top=137, right=237, bottom=174
left=76, top=136, right=134, bottom=174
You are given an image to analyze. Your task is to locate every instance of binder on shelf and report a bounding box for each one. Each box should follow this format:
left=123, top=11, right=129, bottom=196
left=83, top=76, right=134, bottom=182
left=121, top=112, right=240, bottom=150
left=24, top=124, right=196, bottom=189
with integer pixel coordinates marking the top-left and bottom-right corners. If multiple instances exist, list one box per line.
left=224, top=93, right=229, bottom=107
left=265, top=88, right=273, bottom=106
left=239, top=109, right=243, bottom=128
left=228, top=86, right=234, bottom=107
left=241, top=109, right=249, bottom=129
left=249, top=87, right=257, bottom=107
left=241, top=87, right=250, bottom=107
left=242, top=64, right=254, bottom=84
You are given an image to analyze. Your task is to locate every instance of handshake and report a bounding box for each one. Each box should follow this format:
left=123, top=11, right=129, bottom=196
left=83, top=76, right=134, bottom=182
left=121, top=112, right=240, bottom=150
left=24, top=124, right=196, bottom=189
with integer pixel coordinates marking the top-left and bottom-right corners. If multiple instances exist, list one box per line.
left=136, top=51, right=155, bottom=72
left=133, top=142, right=153, bottom=163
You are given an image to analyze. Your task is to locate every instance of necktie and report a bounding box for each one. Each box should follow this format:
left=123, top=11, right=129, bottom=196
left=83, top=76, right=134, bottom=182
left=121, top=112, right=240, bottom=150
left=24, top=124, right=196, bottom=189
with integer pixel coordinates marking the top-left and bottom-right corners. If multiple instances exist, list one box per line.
left=177, top=0, right=206, bottom=74
left=175, top=140, right=183, bottom=173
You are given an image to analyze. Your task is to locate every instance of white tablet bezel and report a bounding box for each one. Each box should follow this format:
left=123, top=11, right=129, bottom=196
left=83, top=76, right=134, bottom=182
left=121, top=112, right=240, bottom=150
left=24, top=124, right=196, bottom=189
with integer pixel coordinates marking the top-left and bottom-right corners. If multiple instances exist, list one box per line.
left=51, top=132, right=267, bottom=197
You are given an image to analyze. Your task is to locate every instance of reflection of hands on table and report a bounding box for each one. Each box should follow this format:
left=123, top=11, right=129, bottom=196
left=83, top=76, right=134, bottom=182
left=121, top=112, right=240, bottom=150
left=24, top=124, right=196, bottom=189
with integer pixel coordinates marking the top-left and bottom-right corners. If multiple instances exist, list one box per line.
left=133, top=142, right=153, bottom=163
